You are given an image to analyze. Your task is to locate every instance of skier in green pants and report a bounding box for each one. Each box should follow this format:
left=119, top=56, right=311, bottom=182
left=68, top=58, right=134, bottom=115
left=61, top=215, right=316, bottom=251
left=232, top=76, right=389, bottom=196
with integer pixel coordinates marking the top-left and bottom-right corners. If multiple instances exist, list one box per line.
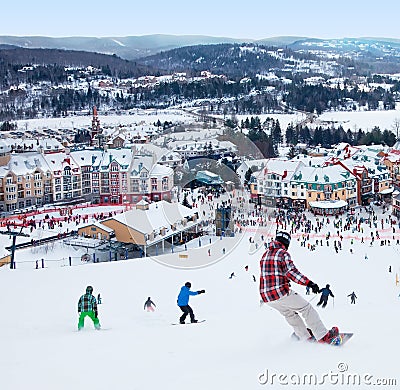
left=78, top=286, right=101, bottom=330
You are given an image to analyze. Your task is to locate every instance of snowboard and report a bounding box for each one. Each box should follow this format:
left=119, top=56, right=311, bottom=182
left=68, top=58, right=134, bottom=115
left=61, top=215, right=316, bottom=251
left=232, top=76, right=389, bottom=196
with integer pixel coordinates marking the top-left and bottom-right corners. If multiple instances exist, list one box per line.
left=74, top=327, right=111, bottom=332
left=171, top=320, right=206, bottom=325
left=291, top=332, right=353, bottom=346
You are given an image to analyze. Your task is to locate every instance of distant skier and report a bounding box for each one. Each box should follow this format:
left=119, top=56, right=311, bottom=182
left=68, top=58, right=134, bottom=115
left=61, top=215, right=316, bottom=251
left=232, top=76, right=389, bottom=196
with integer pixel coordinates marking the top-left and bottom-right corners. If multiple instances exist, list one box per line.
left=317, top=284, right=335, bottom=308
left=252, top=275, right=256, bottom=282
left=229, top=272, right=236, bottom=279
left=348, top=291, right=357, bottom=304
left=77, top=286, right=100, bottom=331
left=97, top=293, right=102, bottom=304
left=177, top=282, right=205, bottom=324
left=259, top=231, right=339, bottom=344
left=389, top=265, right=392, bottom=273
left=144, top=297, right=156, bottom=312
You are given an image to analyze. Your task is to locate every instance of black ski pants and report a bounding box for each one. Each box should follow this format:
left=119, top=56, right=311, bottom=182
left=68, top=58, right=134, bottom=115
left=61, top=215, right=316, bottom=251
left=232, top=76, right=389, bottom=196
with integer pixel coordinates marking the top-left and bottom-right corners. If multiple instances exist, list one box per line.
left=317, top=296, right=328, bottom=308
left=179, top=305, right=195, bottom=323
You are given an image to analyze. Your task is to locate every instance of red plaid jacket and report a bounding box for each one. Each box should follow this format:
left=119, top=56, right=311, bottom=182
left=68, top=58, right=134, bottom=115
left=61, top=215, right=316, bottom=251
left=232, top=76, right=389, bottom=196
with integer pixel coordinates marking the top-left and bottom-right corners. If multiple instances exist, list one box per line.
left=260, top=240, right=310, bottom=302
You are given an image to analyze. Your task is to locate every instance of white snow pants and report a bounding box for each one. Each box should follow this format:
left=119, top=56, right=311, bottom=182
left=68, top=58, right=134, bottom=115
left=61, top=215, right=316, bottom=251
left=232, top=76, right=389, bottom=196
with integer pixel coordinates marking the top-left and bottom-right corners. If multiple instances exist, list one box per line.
left=267, top=290, right=328, bottom=340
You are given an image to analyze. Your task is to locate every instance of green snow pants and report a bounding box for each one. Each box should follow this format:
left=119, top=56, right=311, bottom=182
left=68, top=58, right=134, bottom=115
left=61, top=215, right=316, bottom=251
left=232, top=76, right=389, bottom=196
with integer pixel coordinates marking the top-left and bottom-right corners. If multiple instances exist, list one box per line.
left=78, top=311, right=100, bottom=330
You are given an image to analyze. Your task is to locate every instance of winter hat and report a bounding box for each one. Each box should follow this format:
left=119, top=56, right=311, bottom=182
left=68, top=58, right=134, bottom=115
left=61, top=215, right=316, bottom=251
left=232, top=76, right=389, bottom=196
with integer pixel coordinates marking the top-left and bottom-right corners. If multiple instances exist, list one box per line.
left=185, top=282, right=192, bottom=288
left=86, top=286, right=93, bottom=294
left=275, top=231, right=291, bottom=249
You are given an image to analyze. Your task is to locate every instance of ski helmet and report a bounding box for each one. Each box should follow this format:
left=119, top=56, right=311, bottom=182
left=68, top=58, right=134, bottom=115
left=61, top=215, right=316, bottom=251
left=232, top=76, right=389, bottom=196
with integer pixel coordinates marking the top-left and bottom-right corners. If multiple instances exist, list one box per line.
left=185, top=282, right=192, bottom=288
left=86, top=286, right=93, bottom=294
left=275, top=231, right=291, bottom=249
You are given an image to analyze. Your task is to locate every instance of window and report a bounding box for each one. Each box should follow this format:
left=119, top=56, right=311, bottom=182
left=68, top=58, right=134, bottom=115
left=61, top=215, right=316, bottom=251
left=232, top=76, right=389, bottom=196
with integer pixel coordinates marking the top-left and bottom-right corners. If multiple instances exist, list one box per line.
left=17, top=176, right=22, bottom=183
left=131, top=179, right=139, bottom=192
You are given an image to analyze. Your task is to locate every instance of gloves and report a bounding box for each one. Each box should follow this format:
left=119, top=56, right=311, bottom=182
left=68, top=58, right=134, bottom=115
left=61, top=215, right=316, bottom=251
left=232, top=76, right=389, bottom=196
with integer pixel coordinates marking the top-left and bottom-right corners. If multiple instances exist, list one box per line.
left=307, top=281, right=319, bottom=294
left=197, top=290, right=206, bottom=294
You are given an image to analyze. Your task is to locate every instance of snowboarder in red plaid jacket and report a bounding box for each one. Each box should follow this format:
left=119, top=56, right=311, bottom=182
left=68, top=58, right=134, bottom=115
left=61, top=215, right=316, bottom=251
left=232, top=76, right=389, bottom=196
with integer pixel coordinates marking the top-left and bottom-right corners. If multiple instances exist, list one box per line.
left=259, top=231, right=339, bottom=343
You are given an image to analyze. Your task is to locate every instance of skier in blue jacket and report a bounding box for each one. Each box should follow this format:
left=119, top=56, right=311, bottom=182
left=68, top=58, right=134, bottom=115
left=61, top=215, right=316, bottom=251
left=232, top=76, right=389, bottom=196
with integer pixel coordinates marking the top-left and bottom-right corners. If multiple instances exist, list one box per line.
left=317, top=284, right=334, bottom=308
left=177, top=282, right=205, bottom=324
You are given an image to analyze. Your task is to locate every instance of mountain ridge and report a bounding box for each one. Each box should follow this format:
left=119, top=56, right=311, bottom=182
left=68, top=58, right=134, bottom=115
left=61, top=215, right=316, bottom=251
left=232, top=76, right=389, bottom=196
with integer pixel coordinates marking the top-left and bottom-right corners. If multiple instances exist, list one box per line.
left=1, top=34, right=400, bottom=60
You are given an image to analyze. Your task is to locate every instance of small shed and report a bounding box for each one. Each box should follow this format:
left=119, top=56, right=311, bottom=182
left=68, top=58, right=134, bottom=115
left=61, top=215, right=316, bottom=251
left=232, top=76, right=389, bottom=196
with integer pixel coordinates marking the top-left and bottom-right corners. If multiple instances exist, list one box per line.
left=77, top=222, right=115, bottom=240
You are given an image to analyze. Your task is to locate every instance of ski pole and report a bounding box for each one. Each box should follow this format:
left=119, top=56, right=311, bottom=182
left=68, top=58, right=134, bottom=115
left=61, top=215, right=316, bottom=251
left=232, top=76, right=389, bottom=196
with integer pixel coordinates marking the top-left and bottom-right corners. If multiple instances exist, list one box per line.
left=308, top=295, right=318, bottom=303
left=333, top=297, right=335, bottom=309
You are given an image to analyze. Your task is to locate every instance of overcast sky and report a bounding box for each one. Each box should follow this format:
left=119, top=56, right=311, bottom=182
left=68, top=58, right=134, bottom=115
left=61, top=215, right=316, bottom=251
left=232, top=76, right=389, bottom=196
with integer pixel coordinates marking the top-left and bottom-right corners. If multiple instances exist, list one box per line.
left=2, top=0, right=400, bottom=40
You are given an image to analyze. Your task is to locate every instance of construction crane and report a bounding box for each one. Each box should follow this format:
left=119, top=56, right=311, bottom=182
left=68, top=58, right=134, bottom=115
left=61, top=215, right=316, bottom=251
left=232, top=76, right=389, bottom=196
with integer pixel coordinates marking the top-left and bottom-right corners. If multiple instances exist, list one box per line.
left=0, top=227, right=30, bottom=269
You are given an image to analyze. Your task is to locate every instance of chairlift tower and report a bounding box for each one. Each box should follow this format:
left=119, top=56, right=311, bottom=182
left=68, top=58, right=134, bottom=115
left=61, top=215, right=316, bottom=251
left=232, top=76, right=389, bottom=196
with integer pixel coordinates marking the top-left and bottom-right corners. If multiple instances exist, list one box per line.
left=0, top=229, right=30, bottom=269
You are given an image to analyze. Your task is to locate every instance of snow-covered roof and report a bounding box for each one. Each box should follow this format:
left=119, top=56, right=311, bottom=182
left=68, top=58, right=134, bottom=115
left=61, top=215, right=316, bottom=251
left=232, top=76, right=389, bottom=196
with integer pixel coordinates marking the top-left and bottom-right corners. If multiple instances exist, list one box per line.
left=44, top=152, right=80, bottom=171
left=379, top=187, right=394, bottom=195
left=150, top=164, right=173, bottom=177
left=105, top=200, right=198, bottom=236
left=8, top=152, right=50, bottom=176
left=70, top=150, right=103, bottom=167
left=309, top=200, right=348, bottom=209
left=4, top=138, right=64, bottom=153
left=98, top=149, right=133, bottom=170
left=294, top=165, right=355, bottom=184
left=255, top=159, right=304, bottom=181
left=79, top=221, right=115, bottom=233
left=0, top=140, right=12, bottom=154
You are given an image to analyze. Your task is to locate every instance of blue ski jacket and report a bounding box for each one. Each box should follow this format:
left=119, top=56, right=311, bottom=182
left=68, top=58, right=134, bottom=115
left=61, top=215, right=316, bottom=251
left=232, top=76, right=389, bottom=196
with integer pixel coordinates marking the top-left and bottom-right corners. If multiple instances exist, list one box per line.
left=177, top=286, right=198, bottom=306
left=320, top=287, right=334, bottom=297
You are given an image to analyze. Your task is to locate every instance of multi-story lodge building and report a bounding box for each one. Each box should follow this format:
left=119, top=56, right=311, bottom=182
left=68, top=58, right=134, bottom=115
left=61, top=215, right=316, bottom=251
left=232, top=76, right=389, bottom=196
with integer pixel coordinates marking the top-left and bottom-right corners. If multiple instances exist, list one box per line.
left=0, top=142, right=174, bottom=212
left=251, top=160, right=358, bottom=209
left=0, top=150, right=53, bottom=212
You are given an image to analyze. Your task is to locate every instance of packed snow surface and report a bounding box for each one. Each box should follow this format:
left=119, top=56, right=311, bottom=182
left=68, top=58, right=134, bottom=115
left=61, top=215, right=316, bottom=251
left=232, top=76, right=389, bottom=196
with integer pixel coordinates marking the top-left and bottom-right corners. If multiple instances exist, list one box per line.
left=1, top=203, right=399, bottom=389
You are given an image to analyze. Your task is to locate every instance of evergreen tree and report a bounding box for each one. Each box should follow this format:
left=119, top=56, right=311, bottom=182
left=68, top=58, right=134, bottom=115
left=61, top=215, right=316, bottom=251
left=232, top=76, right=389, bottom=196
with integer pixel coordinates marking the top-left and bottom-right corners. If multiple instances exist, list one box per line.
left=271, top=120, right=282, bottom=145
left=285, top=123, right=296, bottom=145
left=244, top=168, right=253, bottom=188
left=182, top=192, right=192, bottom=209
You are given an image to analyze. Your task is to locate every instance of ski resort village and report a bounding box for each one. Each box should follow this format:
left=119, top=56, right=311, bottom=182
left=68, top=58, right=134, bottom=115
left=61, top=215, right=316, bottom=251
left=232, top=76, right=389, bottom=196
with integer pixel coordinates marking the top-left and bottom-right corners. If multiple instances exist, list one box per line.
left=0, top=105, right=399, bottom=389
left=3, top=18, right=400, bottom=388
